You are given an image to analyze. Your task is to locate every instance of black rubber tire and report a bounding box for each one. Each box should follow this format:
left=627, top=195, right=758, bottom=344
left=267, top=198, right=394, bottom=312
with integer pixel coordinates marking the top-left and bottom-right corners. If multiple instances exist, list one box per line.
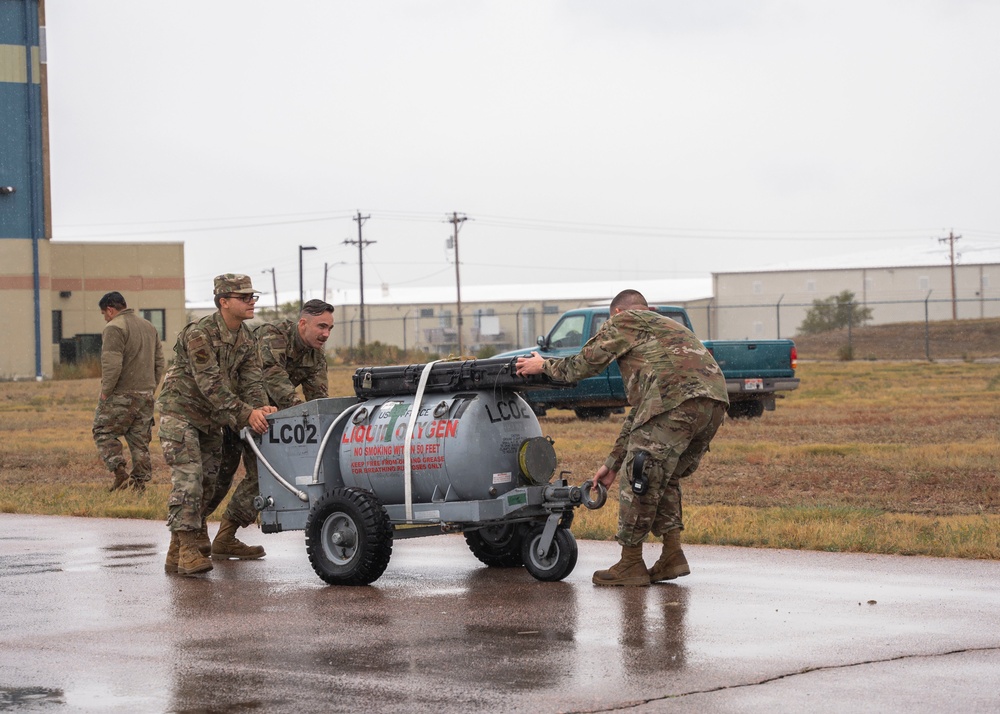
left=465, top=523, right=525, bottom=567
left=520, top=526, right=578, bottom=582
left=728, top=401, right=765, bottom=419
left=305, top=487, right=393, bottom=586
left=574, top=407, right=611, bottom=420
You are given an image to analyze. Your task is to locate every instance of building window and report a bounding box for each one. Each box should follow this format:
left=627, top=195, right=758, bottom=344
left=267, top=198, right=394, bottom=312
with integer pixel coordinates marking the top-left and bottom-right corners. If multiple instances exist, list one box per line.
left=752, top=281, right=762, bottom=295
left=753, top=321, right=764, bottom=337
left=439, top=310, right=453, bottom=328
left=52, top=310, right=63, bottom=343
left=141, top=309, right=166, bottom=340
left=420, top=308, right=434, bottom=318
left=918, top=276, right=930, bottom=292
left=805, top=280, right=816, bottom=293
left=473, top=308, right=495, bottom=329
left=982, top=275, right=991, bottom=290
left=864, top=277, right=874, bottom=291
left=543, top=305, right=560, bottom=315
left=521, top=308, right=536, bottom=343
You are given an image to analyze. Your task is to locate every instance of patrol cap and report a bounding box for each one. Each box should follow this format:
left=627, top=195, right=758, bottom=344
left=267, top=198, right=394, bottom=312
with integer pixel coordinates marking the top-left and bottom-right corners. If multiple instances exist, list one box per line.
left=213, top=274, right=256, bottom=296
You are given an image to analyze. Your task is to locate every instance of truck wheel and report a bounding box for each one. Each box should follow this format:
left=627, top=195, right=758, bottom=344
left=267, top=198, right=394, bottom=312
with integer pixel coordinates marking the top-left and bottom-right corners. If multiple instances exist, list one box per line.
left=574, top=407, right=611, bottom=420
left=305, top=487, right=393, bottom=586
left=727, top=401, right=764, bottom=419
left=521, top=527, right=577, bottom=582
left=465, top=523, right=525, bottom=567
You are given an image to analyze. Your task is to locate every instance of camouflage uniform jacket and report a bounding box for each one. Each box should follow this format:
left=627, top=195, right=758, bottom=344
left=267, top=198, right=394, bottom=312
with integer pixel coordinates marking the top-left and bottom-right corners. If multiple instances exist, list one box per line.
left=257, top=318, right=329, bottom=410
left=100, top=308, right=165, bottom=396
left=542, top=309, right=729, bottom=472
left=157, top=312, right=268, bottom=431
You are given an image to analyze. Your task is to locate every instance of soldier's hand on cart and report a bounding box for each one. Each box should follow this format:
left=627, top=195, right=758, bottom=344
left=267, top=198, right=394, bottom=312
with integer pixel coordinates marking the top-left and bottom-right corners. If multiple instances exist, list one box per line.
left=593, top=465, right=617, bottom=489
left=247, top=407, right=273, bottom=434
left=515, top=351, right=545, bottom=376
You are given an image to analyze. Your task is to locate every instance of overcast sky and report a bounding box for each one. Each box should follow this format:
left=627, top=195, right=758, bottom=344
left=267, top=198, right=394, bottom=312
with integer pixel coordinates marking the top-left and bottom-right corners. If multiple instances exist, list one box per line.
left=44, top=1, right=1000, bottom=303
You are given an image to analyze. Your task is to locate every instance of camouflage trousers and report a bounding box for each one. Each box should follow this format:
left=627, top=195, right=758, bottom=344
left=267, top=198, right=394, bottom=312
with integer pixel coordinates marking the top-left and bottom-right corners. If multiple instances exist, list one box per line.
left=201, top=427, right=260, bottom=528
left=615, top=397, right=727, bottom=547
left=158, top=414, right=223, bottom=532
left=92, top=392, right=155, bottom=482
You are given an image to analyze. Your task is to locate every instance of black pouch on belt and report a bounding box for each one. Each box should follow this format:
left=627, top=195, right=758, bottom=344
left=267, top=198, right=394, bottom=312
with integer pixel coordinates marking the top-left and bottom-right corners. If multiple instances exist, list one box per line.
left=631, top=450, right=650, bottom=496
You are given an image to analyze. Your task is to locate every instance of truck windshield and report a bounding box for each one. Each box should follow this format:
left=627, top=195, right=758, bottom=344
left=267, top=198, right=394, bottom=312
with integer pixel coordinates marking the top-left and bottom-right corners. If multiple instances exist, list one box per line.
left=548, top=314, right=586, bottom=348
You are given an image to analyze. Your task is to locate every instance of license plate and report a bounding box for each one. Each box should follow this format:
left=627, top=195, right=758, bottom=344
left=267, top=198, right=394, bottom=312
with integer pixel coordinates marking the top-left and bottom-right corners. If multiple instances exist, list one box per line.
left=743, top=378, right=763, bottom=391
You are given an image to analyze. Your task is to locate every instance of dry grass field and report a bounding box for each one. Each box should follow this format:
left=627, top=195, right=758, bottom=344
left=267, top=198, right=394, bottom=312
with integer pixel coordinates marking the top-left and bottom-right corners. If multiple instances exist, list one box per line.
left=1, top=360, right=998, bottom=558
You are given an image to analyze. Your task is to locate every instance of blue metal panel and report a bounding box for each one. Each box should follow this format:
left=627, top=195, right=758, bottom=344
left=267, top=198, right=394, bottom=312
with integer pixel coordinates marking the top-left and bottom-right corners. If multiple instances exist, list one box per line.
left=0, top=1, right=31, bottom=45
left=0, top=82, right=32, bottom=238
left=0, top=0, right=44, bottom=377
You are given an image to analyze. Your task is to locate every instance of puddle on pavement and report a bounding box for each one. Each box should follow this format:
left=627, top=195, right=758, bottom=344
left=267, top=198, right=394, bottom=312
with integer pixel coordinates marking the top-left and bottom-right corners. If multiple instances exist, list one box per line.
left=100, top=542, right=159, bottom=569
left=0, top=554, right=63, bottom=576
left=0, top=686, right=64, bottom=709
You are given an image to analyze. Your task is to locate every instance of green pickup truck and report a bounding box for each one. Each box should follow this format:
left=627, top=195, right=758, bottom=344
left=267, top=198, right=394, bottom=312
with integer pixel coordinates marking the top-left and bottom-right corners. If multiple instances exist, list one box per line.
left=495, top=305, right=799, bottom=419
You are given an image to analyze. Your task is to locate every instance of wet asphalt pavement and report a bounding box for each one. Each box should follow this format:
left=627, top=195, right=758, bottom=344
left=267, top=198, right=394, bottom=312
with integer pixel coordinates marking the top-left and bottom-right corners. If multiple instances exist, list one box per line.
left=1, top=514, right=998, bottom=713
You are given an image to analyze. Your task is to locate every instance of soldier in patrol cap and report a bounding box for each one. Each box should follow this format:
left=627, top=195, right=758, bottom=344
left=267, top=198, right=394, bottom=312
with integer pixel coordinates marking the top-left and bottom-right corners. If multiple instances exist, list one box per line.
left=516, top=289, right=729, bottom=586
left=203, top=298, right=334, bottom=561
left=157, top=273, right=277, bottom=576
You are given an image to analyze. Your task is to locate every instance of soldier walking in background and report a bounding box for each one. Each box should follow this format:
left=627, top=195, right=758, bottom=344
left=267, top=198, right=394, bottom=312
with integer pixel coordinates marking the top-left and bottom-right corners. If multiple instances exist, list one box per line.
left=205, top=299, right=334, bottom=560
left=516, top=289, right=729, bottom=586
left=92, top=291, right=165, bottom=493
left=157, top=274, right=276, bottom=577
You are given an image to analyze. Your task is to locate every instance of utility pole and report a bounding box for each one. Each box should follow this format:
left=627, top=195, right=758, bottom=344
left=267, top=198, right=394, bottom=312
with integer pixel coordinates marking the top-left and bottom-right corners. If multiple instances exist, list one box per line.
left=262, top=267, right=278, bottom=313
left=298, top=245, right=317, bottom=310
left=938, top=230, right=961, bottom=320
left=448, top=212, right=468, bottom=355
left=344, top=211, right=374, bottom=344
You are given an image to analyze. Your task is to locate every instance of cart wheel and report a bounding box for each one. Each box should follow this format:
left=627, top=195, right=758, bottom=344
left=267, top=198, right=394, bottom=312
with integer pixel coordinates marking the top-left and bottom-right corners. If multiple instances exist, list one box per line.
left=465, top=523, right=525, bottom=567
left=305, top=487, right=393, bottom=585
left=521, top=527, right=577, bottom=582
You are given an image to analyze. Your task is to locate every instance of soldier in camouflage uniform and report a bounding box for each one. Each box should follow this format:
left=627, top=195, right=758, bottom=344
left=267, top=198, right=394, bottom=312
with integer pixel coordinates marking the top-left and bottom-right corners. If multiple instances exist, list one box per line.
left=517, top=289, right=728, bottom=586
left=157, top=274, right=276, bottom=576
left=205, top=299, right=334, bottom=560
left=92, top=291, right=165, bottom=493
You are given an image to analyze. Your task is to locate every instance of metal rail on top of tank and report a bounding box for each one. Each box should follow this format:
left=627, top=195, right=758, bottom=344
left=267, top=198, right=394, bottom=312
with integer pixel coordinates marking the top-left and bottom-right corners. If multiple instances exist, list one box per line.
left=352, top=357, right=571, bottom=398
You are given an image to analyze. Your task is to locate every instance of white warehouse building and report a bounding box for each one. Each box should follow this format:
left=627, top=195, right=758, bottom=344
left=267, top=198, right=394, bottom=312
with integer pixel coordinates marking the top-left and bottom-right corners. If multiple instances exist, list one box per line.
left=711, top=239, right=999, bottom=340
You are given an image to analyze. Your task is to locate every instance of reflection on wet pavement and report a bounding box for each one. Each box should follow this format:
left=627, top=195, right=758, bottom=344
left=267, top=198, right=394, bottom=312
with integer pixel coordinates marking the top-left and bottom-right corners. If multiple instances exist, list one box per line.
left=2, top=515, right=999, bottom=713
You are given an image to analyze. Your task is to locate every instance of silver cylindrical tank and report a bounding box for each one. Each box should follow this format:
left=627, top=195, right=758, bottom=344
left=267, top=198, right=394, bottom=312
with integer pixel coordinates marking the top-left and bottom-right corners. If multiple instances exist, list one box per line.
left=338, top=390, right=543, bottom=503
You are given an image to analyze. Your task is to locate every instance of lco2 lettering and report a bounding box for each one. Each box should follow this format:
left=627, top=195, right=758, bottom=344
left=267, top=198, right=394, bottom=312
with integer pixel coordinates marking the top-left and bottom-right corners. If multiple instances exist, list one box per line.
left=483, top=399, right=530, bottom=423
left=267, top=422, right=318, bottom=444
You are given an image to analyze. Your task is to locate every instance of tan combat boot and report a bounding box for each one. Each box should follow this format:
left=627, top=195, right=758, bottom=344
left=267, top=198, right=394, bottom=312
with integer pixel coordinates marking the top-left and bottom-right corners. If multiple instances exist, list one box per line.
left=211, top=518, right=266, bottom=560
left=592, top=545, right=650, bottom=586
left=164, top=531, right=179, bottom=574
left=109, top=464, right=130, bottom=492
left=649, top=529, right=690, bottom=583
left=177, top=530, right=213, bottom=576
left=194, top=518, right=212, bottom=557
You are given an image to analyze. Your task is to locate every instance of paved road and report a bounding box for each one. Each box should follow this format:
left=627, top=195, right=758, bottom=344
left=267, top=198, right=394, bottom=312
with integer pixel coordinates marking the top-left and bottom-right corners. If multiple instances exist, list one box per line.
left=1, top=514, right=998, bottom=713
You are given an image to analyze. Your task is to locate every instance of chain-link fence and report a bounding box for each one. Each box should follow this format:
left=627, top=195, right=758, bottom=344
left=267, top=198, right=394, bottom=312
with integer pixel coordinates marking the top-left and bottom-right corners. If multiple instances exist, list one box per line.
left=329, top=296, right=999, bottom=362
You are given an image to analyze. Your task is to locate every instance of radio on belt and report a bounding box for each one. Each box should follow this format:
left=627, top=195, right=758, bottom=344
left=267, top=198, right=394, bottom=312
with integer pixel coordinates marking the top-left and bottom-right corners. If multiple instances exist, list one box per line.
left=245, top=358, right=606, bottom=586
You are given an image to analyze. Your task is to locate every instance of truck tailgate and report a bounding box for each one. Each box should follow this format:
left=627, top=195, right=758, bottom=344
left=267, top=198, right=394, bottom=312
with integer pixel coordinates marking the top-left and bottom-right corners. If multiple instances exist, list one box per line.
left=704, top=340, right=795, bottom=379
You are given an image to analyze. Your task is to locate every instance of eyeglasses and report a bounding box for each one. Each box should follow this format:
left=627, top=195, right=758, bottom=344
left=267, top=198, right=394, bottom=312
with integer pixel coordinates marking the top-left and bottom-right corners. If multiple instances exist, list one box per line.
left=225, top=293, right=260, bottom=304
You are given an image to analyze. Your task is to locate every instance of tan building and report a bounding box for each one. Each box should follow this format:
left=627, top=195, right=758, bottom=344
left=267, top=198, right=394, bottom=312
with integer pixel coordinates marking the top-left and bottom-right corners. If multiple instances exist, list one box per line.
left=2, top=240, right=185, bottom=380
left=1, top=4, right=187, bottom=380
